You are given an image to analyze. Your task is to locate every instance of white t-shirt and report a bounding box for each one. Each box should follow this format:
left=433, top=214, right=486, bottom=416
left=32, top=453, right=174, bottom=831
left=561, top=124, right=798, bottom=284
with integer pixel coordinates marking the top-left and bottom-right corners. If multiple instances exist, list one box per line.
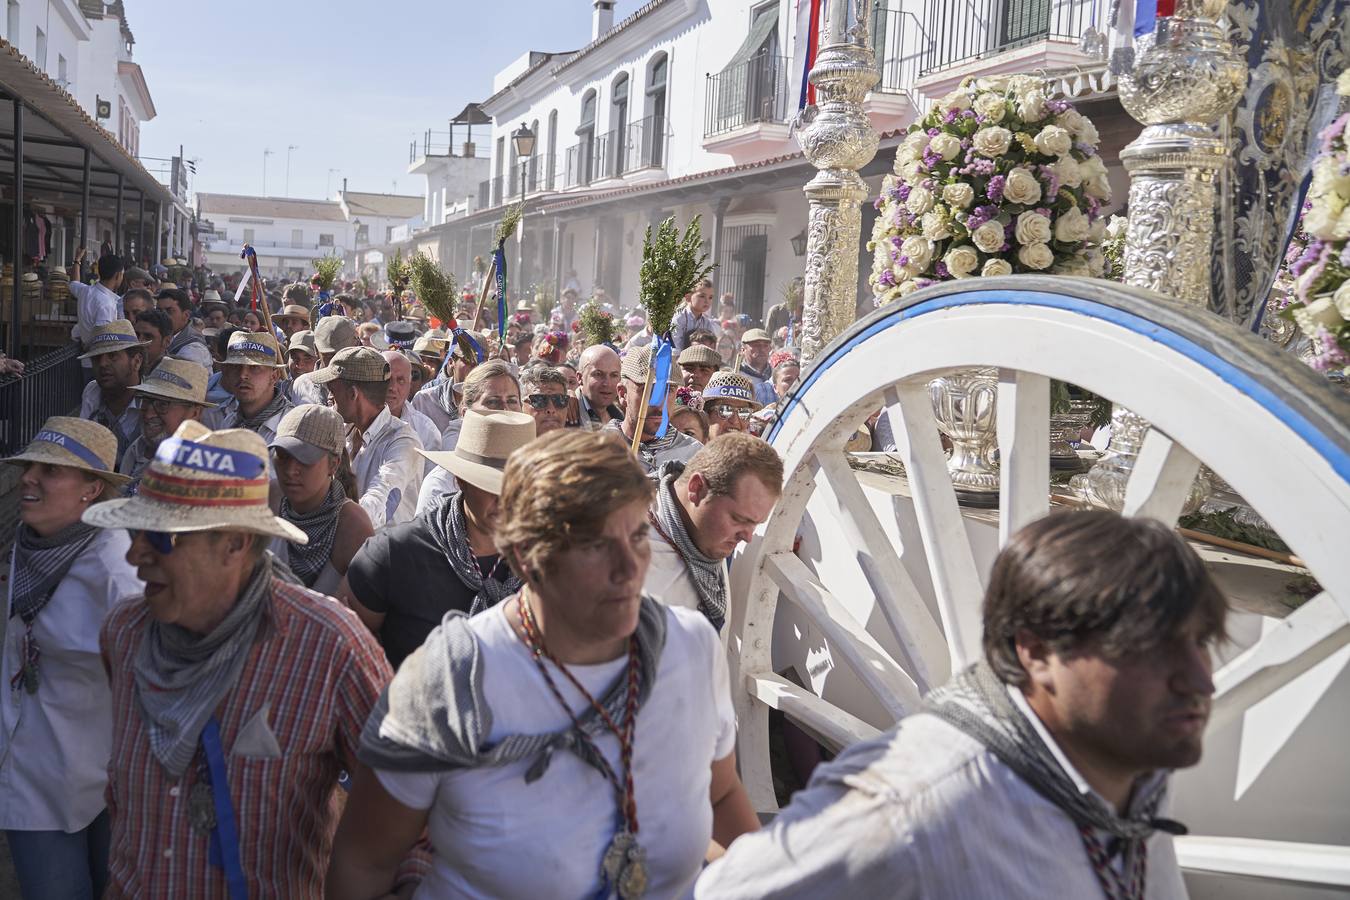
left=377, top=602, right=736, bottom=900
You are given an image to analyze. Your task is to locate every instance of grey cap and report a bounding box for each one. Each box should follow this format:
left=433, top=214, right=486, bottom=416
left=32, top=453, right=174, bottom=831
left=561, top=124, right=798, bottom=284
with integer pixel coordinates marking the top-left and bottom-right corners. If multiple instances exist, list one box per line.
left=269, top=404, right=345, bottom=466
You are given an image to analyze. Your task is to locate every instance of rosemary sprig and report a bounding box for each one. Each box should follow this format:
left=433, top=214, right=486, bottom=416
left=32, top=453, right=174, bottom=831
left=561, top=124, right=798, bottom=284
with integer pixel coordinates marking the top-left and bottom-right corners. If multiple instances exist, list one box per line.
left=640, top=215, right=714, bottom=337
left=311, top=255, right=343, bottom=292
left=409, top=251, right=457, bottom=324
left=387, top=248, right=410, bottom=295
left=578, top=300, right=621, bottom=347
left=494, top=203, right=523, bottom=248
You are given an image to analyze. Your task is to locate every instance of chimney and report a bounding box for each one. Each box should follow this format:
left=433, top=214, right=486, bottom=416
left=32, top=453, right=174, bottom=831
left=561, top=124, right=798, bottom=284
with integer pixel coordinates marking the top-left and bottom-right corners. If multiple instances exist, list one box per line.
left=592, top=0, right=614, bottom=40
left=341, top=177, right=347, bottom=200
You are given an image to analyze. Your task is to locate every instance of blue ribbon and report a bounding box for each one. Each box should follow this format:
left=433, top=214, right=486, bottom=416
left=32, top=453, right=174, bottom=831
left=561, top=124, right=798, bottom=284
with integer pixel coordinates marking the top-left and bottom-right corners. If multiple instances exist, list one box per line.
left=1134, top=0, right=1158, bottom=37
left=202, top=718, right=249, bottom=900
left=786, top=312, right=794, bottom=348
left=155, top=436, right=267, bottom=479
left=649, top=332, right=673, bottom=439
left=316, top=289, right=335, bottom=319
left=32, top=430, right=108, bottom=471
left=493, top=245, right=508, bottom=341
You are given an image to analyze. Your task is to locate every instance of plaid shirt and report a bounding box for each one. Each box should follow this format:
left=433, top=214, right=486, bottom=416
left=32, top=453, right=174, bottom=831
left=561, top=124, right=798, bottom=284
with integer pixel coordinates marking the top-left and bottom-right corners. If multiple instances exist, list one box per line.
left=100, top=576, right=395, bottom=899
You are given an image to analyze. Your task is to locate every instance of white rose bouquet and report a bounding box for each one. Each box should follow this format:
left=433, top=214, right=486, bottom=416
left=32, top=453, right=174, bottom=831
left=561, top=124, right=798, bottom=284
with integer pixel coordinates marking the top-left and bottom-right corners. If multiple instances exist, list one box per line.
left=1277, top=75, right=1350, bottom=376
left=869, top=74, right=1111, bottom=303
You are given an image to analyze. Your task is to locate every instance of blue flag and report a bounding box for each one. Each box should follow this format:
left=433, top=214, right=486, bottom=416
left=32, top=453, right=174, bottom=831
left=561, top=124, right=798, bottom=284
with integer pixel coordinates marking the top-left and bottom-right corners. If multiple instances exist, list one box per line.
left=493, top=245, right=508, bottom=340
left=649, top=332, right=674, bottom=439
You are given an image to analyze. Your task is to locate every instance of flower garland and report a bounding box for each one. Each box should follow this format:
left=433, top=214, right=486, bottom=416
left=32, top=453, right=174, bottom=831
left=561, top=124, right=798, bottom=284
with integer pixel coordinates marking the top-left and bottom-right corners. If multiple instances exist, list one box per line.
left=1277, top=71, right=1350, bottom=376
left=869, top=75, right=1111, bottom=302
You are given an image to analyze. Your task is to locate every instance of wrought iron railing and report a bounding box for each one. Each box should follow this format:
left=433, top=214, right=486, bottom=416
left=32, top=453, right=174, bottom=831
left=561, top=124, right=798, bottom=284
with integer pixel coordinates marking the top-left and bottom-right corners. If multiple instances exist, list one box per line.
left=631, top=116, right=669, bottom=170
left=919, top=0, right=1095, bottom=77
left=871, top=3, right=926, bottom=95
left=477, top=179, right=491, bottom=209
left=564, top=140, right=597, bottom=188
left=0, top=342, right=83, bottom=455
left=705, top=52, right=791, bottom=139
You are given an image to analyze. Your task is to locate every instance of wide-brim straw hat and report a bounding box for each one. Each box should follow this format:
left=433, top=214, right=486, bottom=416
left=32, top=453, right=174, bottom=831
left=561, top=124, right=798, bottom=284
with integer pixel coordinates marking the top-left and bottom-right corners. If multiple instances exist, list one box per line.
left=703, top=371, right=761, bottom=410
left=79, top=319, right=150, bottom=359
left=203, top=289, right=223, bottom=302
left=274, top=304, right=311, bottom=326
left=133, top=357, right=217, bottom=408
left=419, top=409, right=535, bottom=495
left=4, top=416, right=129, bottom=487
left=223, top=329, right=287, bottom=369
left=83, top=420, right=305, bottom=542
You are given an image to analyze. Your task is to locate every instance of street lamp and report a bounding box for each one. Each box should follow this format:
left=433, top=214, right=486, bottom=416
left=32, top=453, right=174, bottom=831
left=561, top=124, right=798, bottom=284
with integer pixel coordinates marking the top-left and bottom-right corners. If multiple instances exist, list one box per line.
left=790, top=228, right=808, bottom=257
left=511, top=122, right=536, bottom=299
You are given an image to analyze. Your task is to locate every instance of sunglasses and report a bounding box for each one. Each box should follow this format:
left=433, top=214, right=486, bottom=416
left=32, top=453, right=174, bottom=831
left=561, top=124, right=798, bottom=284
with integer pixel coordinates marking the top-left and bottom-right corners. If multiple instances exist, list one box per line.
left=128, top=529, right=177, bottom=554
left=707, top=405, right=753, bottom=421
left=526, top=393, right=569, bottom=410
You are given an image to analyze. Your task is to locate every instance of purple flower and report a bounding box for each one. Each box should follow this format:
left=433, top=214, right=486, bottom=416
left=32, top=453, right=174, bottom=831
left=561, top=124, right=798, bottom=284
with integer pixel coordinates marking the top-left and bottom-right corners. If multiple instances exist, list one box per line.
left=914, top=278, right=935, bottom=289
left=986, top=175, right=1006, bottom=203
left=935, top=261, right=951, bottom=278
left=897, top=183, right=912, bottom=201
left=890, top=236, right=904, bottom=249
left=1046, top=99, right=1071, bottom=115
left=878, top=269, right=897, bottom=288
left=962, top=109, right=976, bottom=119
left=896, top=255, right=910, bottom=268
left=1308, top=326, right=1350, bottom=373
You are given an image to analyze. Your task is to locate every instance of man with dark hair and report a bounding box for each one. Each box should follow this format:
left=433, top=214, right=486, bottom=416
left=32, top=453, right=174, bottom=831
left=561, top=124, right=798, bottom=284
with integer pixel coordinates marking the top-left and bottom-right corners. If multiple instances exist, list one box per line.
left=121, top=287, right=154, bottom=320
left=133, top=309, right=174, bottom=372
left=77, top=320, right=146, bottom=459
left=646, top=433, right=781, bottom=630
left=220, top=330, right=293, bottom=443
left=154, top=287, right=212, bottom=368
left=69, top=248, right=126, bottom=378
left=201, top=302, right=228, bottom=329
left=699, top=509, right=1225, bottom=899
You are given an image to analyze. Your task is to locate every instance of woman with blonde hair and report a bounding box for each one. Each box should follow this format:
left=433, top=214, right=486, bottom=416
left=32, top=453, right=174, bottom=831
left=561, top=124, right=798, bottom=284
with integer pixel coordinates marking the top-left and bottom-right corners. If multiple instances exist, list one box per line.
left=329, top=430, right=758, bottom=899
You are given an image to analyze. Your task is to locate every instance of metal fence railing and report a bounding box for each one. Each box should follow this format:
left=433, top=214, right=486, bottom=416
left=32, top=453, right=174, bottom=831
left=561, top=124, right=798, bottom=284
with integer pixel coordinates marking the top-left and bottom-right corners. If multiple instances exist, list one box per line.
left=0, top=342, right=83, bottom=456
left=564, top=140, right=596, bottom=189
left=919, top=0, right=1094, bottom=77
left=705, top=52, right=791, bottom=139
left=872, top=3, right=926, bottom=95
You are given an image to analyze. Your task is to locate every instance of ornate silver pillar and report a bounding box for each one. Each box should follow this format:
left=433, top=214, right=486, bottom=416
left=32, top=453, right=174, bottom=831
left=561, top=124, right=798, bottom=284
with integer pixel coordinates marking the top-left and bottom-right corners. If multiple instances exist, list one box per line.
left=1076, top=0, right=1245, bottom=509
left=796, top=0, right=879, bottom=365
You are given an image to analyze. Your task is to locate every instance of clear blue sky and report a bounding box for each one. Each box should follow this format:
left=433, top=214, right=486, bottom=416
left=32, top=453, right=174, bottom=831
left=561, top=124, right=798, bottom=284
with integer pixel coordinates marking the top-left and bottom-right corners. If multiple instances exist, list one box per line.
left=132, top=0, right=640, bottom=201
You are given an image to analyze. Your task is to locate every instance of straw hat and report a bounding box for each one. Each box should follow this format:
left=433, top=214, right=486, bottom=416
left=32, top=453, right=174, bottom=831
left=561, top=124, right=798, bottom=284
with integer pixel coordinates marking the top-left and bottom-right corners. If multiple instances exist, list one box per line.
left=413, top=334, right=446, bottom=356
left=310, top=346, right=390, bottom=384
left=286, top=330, right=318, bottom=359
left=203, top=289, right=223, bottom=302
left=223, top=330, right=287, bottom=368
left=741, top=328, right=772, bottom=344
left=82, top=420, right=305, bottom=542
left=314, top=316, right=359, bottom=355
left=270, top=405, right=344, bottom=466
left=678, top=344, right=722, bottom=368
left=4, top=416, right=130, bottom=487
left=274, top=304, right=311, bottom=327
left=79, top=319, right=150, bottom=359
left=702, top=371, right=761, bottom=409
left=419, top=410, right=535, bottom=494
left=133, top=358, right=216, bottom=407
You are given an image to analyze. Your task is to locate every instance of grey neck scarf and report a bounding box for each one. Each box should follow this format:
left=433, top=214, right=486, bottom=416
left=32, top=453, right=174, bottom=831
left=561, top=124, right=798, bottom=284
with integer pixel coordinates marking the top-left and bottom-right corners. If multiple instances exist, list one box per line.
left=357, top=594, right=668, bottom=778
left=423, top=374, right=460, bottom=420
left=651, top=461, right=726, bottom=630
left=279, top=479, right=346, bottom=588
left=10, top=522, right=99, bottom=623
left=168, top=325, right=205, bottom=356
left=133, top=553, right=275, bottom=778
left=237, top=388, right=291, bottom=434
left=926, top=661, right=1183, bottom=900
left=423, top=492, right=520, bottom=615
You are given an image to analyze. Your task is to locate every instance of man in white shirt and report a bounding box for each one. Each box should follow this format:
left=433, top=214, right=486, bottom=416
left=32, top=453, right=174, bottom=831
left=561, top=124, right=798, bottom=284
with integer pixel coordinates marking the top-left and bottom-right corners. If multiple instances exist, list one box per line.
left=382, top=350, right=440, bottom=460
left=574, top=344, right=623, bottom=430
left=154, top=288, right=212, bottom=369
left=68, top=249, right=125, bottom=377
left=645, top=434, right=781, bottom=632
left=698, top=510, right=1226, bottom=900
left=312, top=346, right=422, bottom=527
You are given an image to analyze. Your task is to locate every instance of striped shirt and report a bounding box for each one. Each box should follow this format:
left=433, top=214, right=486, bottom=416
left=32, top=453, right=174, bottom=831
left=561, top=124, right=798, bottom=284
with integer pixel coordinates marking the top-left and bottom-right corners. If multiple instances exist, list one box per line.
left=99, top=577, right=394, bottom=899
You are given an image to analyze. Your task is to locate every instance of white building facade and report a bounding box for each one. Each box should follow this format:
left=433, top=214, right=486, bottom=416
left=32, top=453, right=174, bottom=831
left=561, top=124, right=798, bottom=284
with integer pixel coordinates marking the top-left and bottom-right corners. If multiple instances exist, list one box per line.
left=196, top=193, right=354, bottom=281
left=400, top=0, right=1130, bottom=322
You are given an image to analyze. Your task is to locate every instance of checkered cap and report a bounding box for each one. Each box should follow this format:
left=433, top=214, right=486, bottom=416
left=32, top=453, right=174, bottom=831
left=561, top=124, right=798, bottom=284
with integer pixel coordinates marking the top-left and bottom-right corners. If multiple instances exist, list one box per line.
left=273, top=404, right=344, bottom=456
left=741, top=328, right=772, bottom=344
left=310, top=345, right=390, bottom=384
left=620, top=346, right=653, bottom=382
left=678, top=344, right=722, bottom=368
left=224, top=329, right=286, bottom=368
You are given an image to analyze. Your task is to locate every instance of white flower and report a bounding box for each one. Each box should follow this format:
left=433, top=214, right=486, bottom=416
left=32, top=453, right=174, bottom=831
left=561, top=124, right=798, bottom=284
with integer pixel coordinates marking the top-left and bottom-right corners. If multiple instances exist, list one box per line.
left=1105, top=214, right=1128, bottom=240
left=902, top=130, right=931, bottom=154
left=894, top=147, right=920, bottom=173
left=1293, top=296, right=1346, bottom=335
left=943, top=245, right=980, bottom=278
left=1056, top=109, right=1099, bottom=146
left=1085, top=248, right=1106, bottom=277
left=1018, top=242, right=1055, bottom=270
left=1335, top=282, right=1350, bottom=319
left=1054, top=207, right=1091, bottom=243
left=928, top=133, right=962, bottom=161
left=1003, top=167, right=1043, bottom=205
left=975, top=75, right=1014, bottom=93
left=1084, top=174, right=1113, bottom=201
left=922, top=209, right=953, bottom=240
left=1033, top=125, right=1073, bottom=157
left=972, top=126, right=1013, bottom=158
left=982, top=258, right=1013, bottom=277
left=1075, top=117, right=1099, bottom=146
left=906, top=186, right=935, bottom=215
left=971, top=220, right=1007, bottom=254
left=973, top=92, right=1006, bottom=123
left=1015, top=210, right=1053, bottom=245
left=942, top=182, right=975, bottom=209
left=1088, top=216, right=1107, bottom=243
left=1303, top=194, right=1345, bottom=240
left=1339, top=69, right=1350, bottom=98
left=1312, top=155, right=1350, bottom=204
left=1052, top=254, right=1090, bottom=276
left=900, top=236, right=935, bottom=272
left=1052, top=155, right=1083, bottom=188
left=940, top=87, right=972, bottom=111
left=897, top=280, right=922, bottom=298
left=1017, top=88, right=1048, bottom=122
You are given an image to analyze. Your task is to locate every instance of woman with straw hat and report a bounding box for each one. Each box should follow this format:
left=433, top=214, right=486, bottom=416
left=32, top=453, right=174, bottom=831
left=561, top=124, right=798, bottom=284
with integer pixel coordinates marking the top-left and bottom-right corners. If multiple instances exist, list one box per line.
left=0, top=417, right=140, bottom=899
left=330, top=430, right=759, bottom=899
left=269, top=405, right=372, bottom=596
left=341, top=409, right=535, bottom=669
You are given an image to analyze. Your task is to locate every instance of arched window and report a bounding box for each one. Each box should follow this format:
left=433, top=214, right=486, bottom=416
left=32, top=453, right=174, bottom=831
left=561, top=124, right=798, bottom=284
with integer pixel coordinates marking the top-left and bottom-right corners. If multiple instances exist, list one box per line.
left=645, top=52, right=668, bottom=168
left=528, top=118, right=540, bottom=190
left=610, top=72, right=630, bottom=176
left=546, top=109, right=558, bottom=190
left=576, top=89, right=597, bottom=186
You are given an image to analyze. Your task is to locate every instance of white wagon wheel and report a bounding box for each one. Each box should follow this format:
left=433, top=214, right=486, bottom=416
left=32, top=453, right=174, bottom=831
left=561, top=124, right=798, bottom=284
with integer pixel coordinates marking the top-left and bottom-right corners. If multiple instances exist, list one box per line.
left=729, top=275, right=1350, bottom=896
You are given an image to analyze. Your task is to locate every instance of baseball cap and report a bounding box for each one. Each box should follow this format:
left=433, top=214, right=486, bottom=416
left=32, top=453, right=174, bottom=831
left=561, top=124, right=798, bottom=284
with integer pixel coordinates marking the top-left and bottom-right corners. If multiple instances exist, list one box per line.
left=270, top=404, right=345, bottom=466
left=314, top=316, right=359, bottom=355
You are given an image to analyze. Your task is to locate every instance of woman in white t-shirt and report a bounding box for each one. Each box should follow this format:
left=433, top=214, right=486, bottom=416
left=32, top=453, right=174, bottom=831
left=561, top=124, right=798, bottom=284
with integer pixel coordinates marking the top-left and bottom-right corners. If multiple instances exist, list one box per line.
left=329, top=430, right=759, bottom=899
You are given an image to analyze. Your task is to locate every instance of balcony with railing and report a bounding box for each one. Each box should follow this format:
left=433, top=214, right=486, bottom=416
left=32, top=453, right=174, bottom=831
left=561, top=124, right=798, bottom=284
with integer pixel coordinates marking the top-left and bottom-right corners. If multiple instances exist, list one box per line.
left=868, top=3, right=924, bottom=125
left=564, top=141, right=596, bottom=189
left=703, top=52, right=792, bottom=156
left=914, top=0, right=1106, bottom=95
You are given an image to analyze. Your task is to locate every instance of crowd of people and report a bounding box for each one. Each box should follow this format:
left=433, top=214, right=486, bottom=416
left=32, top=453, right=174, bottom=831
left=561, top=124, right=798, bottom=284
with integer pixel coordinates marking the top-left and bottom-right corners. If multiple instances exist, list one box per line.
left=0, top=252, right=1224, bottom=899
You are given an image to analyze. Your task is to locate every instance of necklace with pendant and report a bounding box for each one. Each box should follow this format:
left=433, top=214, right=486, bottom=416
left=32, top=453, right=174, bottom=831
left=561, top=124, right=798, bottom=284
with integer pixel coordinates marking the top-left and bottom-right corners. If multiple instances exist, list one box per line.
left=516, top=595, right=647, bottom=899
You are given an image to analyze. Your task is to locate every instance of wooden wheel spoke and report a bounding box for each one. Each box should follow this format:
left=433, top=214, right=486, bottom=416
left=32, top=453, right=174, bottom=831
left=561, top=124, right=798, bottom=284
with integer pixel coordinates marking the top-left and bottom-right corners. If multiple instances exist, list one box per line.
left=765, top=550, right=922, bottom=718
left=813, top=451, right=949, bottom=689
left=744, top=672, right=882, bottom=753
left=1122, top=429, right=1201, bottom=524
left=1209, top=591, right=1350, bottom=733
left=996, top=369, right=1050, bottom=545
left=887, top=383, right=985, bottom=669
